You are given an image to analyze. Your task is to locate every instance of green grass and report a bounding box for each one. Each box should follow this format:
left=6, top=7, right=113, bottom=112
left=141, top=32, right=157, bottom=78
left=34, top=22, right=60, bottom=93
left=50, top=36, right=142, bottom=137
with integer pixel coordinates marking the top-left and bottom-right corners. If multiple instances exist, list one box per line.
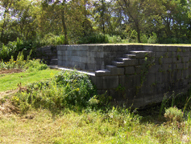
left=0, top=108, right=190, bottom=144
left=0, top=69, right=60, bottom=92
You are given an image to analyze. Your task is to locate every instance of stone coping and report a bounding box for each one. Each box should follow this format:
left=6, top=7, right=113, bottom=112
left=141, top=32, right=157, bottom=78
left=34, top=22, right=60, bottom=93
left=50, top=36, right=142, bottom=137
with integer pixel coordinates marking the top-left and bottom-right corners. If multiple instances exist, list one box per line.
left=49, top=65, right=95, bottom=76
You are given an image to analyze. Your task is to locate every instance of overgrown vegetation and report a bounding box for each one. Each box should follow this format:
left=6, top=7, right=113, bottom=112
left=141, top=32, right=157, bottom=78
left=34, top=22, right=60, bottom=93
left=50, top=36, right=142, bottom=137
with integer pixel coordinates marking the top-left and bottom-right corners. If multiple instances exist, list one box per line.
left=0, top=50, right=48, bottom=71
left=1, top=56, right=191, bottom=143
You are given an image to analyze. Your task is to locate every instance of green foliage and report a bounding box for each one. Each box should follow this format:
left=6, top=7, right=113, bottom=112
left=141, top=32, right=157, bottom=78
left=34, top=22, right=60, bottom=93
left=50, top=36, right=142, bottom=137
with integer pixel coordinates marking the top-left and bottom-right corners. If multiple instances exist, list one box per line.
left=107, top=35, right=122, bottom=43
left=77, top=33, right=109, bottom=44
left=41, top=33, right=65, bottom=46
left=147, top=32, right=157, bottom=44
left=12, top=71, right=97, bottom=113
left=140, top=34, right=148, bottom=43
left=164, top=107, right=184, bottom=122
left=0, top=38, right=42, bottom=61
left=0, top=51, right=48, bottom=71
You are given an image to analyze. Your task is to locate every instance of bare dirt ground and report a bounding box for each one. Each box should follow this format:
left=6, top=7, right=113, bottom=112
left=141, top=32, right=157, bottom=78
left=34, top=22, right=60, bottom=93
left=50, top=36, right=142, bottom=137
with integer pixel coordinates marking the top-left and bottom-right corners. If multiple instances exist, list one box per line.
left=0, top=69, right=23, bottom=75
left=0, top=69, right=25, bottom=115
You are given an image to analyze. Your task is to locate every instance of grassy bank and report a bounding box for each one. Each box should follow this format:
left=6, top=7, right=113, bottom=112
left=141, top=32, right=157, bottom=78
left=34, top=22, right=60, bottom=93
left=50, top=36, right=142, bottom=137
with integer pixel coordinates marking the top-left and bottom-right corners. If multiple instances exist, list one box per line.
left=0, top=69, right=60, bottom=92
left=1, top=53, right=191, bottom=143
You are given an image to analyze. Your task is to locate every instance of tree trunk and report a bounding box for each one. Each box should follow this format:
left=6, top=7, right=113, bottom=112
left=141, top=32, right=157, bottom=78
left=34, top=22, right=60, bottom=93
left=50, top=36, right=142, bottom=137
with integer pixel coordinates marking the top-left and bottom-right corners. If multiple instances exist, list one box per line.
left=61, top=0, right=68, bottom=45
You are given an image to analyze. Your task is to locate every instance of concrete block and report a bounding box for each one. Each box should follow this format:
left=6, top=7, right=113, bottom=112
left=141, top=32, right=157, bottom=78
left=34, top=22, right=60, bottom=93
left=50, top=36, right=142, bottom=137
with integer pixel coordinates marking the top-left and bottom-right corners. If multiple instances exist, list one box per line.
left=95, top=77, right=103, bottom=89
left=77, top=51, right=88, bottom=57
left=58, top=55, right=63, bottom=61
left=130, top=51, right=152, bottom=59
left=58, top=60, right=63, bottom=66
left=156, top=72, right=163, bottom=84
left=90, top=76, right=96, bottom=85
left=162, top=64, right=170, bottom=71
left=102, top=76, right=119, bottom=89
left=149, top=65, right=161, bottom=73
left=95, top=69, right=111, bottom=77
left=162, top=58, right=173, bottom=64
left=135, top=66, right=142, bottom=74
left=106, top=65, right=124, bottom=75
left=112, top=61, right=125, bottom=67
left=140, top=85, right=155, bottom=95
left=125, top=66, right=135, bottom=75
left=57, top=51, right=62, bottom=55
left=183, top=70, right=189, bottom=79
left=123, top=59, right=138, bottom=66
left=182, top=57, right=189, bottom=63
left=156, top=52, right=166, bottom=57
left=176, top=70, right=183, bottom=80
left=143, top=73, right=156, bottom=86
left=138, top=59, right=146, bottom=65
left=176, top=64, right=183, bottom=69
left=183, top=62, right=189, bottom=69
left=172, top=58, right=178, bottom=63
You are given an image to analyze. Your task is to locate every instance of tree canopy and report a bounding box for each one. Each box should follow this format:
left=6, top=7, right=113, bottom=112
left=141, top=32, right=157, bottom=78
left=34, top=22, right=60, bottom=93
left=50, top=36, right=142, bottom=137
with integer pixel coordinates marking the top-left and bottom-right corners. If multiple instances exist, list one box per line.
left=0, top=0, right=191, bottom=44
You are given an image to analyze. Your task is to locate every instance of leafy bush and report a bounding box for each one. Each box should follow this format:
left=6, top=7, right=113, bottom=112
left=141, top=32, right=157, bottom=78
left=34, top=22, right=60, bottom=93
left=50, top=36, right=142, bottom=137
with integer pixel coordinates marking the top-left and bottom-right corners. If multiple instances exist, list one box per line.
left=140, top=34, right=148, bottom=43
left=164, top=107, right=184, bottom=122
left=77, top=33, right=108, bottom=44
left=0, top=38, right=42, bottom=61
left=148, top=32, right=157, bottom=44
left=0, top=51, right=48, bottom=71
left=107, top=35, right=122, bottom=43
left=41, top=33, right=65, bottom=46
left=11, top=71, right=96, bottom=113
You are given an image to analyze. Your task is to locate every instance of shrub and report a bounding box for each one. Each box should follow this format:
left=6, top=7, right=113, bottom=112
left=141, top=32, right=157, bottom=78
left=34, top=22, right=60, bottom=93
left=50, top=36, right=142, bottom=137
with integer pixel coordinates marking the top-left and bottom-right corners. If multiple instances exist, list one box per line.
left=41, top=33, right=65, bottom=46
left=148, top=32, right=157, bottom=44
left=164, top=107, right=184, bottom=122
left=0, top=51, right=48, bottom=71
left=77, top=33, right=108, bottom=44
left=107, top=35, right=122, bottom=43
left=11, top=71, right=96, bottom=113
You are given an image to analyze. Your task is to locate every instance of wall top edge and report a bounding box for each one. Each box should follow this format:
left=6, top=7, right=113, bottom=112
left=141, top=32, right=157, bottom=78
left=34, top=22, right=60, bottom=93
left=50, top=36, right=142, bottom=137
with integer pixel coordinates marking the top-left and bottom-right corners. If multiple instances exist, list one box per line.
left=57, top=44, right=191, bottom=47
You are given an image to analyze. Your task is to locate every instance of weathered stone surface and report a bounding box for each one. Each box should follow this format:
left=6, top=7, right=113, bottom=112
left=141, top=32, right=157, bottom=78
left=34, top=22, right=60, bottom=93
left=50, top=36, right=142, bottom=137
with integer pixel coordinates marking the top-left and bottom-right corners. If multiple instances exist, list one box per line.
left=95, top=69, right=111, bottom=77
left=123, top=59, right=138, bottom=66
left=106, top=65, right=124, bottom=75
left=125, top=67, right=135, bottom=75
left=56, top=44, right=191, bottom=108
left=102, top=76, right=119, bottom=89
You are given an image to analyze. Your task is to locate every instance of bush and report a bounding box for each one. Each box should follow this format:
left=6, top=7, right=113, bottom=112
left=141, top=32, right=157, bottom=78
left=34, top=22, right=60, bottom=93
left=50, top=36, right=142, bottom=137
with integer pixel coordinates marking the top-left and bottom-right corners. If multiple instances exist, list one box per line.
left=164, top=107, right=184, bottom=122
left=0, top=51, right=48, bottom=71
left=107, top=35, right=122, bottom=43
left=77, top=33, right=108, bottom=44
left=41, top=33, right=65, bottom=46
left=140, top=34, right=148, bottom=43
left=0, top=38, right=42, bottom=61
left=148, top=32, right=157, bottom=44
left=11, top=71, right=97, bottom=113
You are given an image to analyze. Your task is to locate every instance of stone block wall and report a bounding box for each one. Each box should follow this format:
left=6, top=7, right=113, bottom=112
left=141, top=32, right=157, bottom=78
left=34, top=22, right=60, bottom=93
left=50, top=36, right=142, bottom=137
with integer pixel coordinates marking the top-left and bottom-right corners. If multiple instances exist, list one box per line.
left=57, top=44, right=191, bottom=108
left=36, top=46, right=57, bottom=65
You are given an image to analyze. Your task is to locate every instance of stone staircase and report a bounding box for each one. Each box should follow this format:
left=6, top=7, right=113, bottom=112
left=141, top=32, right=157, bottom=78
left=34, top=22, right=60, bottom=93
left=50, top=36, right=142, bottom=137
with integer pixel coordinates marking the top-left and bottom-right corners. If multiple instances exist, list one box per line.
left=95, top=51, right=153, bottom=76
left=50, top=58, right=58, bottom=65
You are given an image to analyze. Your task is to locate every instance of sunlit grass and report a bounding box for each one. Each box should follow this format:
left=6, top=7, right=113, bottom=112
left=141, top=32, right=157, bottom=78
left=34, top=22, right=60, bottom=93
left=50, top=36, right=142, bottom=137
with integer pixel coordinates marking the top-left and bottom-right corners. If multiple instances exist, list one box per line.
left=0, top=109, right=191, bottom=144
left=0, top=69, right=60, bottom=92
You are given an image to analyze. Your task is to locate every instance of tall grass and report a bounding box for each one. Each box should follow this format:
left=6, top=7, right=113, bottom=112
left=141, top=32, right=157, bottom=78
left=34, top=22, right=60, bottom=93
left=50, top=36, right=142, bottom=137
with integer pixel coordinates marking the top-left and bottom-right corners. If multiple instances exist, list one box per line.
left=0, top=51, right=48, bottom=71
left=11, top=70, right=97, bottom=113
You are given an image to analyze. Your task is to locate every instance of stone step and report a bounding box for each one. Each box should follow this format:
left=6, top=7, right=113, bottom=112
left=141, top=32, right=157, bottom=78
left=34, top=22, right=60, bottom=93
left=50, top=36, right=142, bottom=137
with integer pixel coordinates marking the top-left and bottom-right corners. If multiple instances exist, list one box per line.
left=123, top=54, right=136, bottom=59
left=117, top=57, right=131, bottom=62
left=112, top=61, right=125, bottom=67
left=95, top=69, right=111, bottom=76
left=50, top=59, right=58, bottom=65
left=130, top=51, right=152, bottom=58
left=106, top=65, right=124, bottom=75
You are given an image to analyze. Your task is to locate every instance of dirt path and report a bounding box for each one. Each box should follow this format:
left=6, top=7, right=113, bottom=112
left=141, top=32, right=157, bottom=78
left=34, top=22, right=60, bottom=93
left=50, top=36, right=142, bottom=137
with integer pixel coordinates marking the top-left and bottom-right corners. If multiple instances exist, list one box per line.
left=0, top=69, right=23, bottom=75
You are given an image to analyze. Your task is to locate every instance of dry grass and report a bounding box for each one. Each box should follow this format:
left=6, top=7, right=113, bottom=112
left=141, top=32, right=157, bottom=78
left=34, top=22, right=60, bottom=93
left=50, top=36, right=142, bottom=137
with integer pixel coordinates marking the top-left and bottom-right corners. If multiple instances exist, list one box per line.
left=0, top=69, right=23, bottom=75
